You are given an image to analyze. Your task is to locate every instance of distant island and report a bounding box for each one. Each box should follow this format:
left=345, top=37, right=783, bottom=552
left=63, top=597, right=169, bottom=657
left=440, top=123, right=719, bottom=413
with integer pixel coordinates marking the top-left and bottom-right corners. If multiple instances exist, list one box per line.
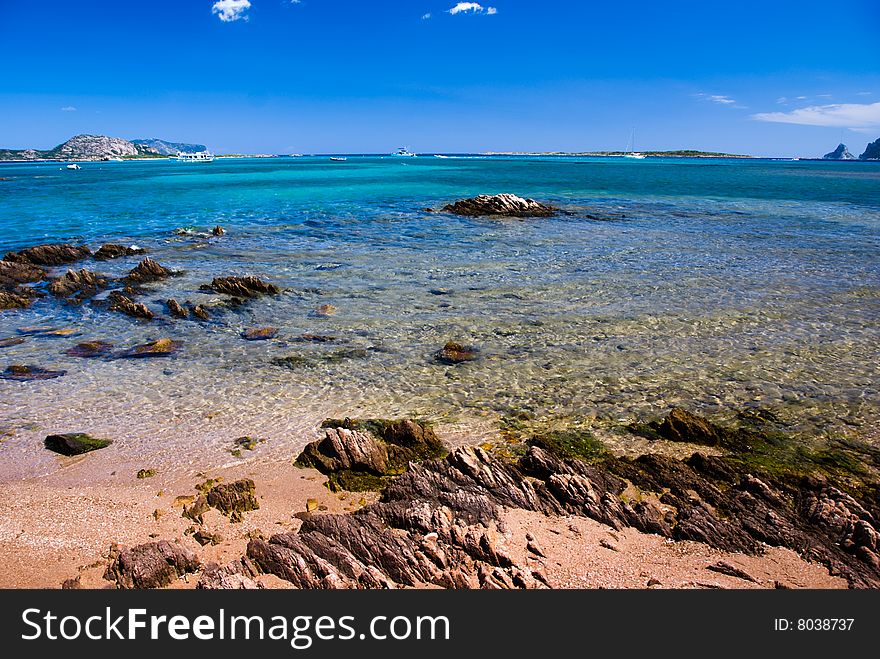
left=0, top=134, right=208, bottom=162
left=484, top=150, right=753, bottom=158
left=822, top=143, right=856, bottom=160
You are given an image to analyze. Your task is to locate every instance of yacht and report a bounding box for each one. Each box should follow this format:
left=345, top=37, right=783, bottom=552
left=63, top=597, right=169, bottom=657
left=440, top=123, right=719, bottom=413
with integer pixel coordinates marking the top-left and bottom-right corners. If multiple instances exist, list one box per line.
left=623, top=129, right=646, bottom=159
left=65, top=163, right=81, bottom=170
left=329, top=157, right=347, bottom=162
left=176, top=151, right=215, bottom=163
left=392, top=147, right=416, bottom=157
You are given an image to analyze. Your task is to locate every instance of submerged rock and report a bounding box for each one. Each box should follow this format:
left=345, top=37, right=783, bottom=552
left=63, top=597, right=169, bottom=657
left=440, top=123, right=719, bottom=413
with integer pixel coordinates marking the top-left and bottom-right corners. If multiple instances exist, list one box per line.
left=48, top=268, right=108, bottom=300
left=294, top=333, right=337, bottom=343
left=0, top=337, right=26, bottom=348
left=242, top=327, right=278, bottom=341
left=107, top=291, right=154, bottom=320
left=66, top=340, right=114, bottom=358
left=296, top=418, right=446, bottom=492
left=440, top=193, right=557, bottom=218
left=1, top=364, right=67, bottom=381
left=434, top=341, right=480, bottom=365
left=93, top=244, right=147, bottom=261
left=202, top=276, right=280, bottom=298
left=312, top=303, right=337, bottom=317
left=3, top=243, right=91, bottom=266
left=104, top=541, right=200, bottom=589
left=191, top=304, right=210, bottom=321
left=125, top=257, right=173, bottom=284
left=117, top=338, right=182, bottom=358
left=44, top=432, right=112, bottom=456
left=212, top=225, right=225, bottom=236
left=16, top=325, right=78, bottom=337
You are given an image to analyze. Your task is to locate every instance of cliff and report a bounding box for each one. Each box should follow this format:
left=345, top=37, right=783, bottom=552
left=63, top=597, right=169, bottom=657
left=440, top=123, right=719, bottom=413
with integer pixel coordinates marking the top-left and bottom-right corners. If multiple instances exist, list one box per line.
left=859, top=138, right=880, bottom=160
left=822, top=143, right=856, bottom=160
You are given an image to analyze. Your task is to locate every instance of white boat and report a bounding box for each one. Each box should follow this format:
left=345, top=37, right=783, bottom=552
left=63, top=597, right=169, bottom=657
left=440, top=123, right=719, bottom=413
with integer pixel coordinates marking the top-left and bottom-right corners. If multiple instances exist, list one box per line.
left=623, top=129, right=646, bottom=159
left=65, top=163, right=80, bottom=170
left=392, top=147, right=416, bottom=157
left=176, top=151, right=215, bottom=163
left=329, top=157, right=347, bottom=162
left=434, top=154, right=451, bottom=159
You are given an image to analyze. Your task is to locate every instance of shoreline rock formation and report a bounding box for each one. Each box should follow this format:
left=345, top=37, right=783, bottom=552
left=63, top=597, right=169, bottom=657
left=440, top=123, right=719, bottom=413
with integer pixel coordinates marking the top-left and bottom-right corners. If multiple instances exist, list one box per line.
left=439, top=193, right=557, bottom=218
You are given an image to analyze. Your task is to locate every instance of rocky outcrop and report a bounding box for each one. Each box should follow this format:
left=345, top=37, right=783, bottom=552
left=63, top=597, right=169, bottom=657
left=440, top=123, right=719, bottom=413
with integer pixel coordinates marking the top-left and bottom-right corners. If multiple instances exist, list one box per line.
left=182, top=479, right=259, bottom=524
left=107, top=291, right=154, bottom=320
left=104, top=541, right=200, bottom=589
left=440, top=194, right=557, bottom=217
left=859, top=138, right=880, bottom=160
left=125, top=258, right=173, bottom=284
left=0, top=290, right=32, bottom=310
left=48, top=269, right=108, bottom=301
left=4, top=243, right=91, bottom=266
left=295, top=419, right=447, bottom=492
left=823, top=143, right=856, bottom=160
left=202, top=276, right=281, bottom=298
left=213, top=411, right=880, bottom=590
left=44, top=433, right=112, bottom=456
left=166, top=299, right=189, bottom=318
left=93, top=244, right=146, bottom=261
left=0, top=260, right=45, bottom=290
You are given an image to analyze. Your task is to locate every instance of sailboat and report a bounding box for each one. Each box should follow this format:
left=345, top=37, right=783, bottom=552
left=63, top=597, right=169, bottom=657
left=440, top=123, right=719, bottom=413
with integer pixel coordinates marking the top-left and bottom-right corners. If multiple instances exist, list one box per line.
left=623, top=129, right=646, bottom=159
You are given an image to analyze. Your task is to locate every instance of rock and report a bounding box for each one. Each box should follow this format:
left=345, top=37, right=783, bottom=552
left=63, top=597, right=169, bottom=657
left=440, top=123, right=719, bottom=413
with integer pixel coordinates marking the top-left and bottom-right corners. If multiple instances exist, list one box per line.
left=242, top=327, right=278, bottom=341
left=107, top=291, right=154, bottom=320
left=191, top=304, right=210, bottom=321
left=859, top=138, right=880, bottom=160
left=48, top=269, right=107, bottom=300
left=125, top=257, right=173, bottom=284
left=193, top=530, right=223, bottom=546
left=306, top=498, right=319, bottom=512
left=312, top=304, right=337, bottom=317
left=635, top=407, right=722, bottom=446
left=0, top=290, right=32, bottom=310
left=3, top=243, right=91, bottom=266
left=0, top=337, right=26, bottom=348
left=1, top=364, right=67, bottom=381
left=294, top=334, right=337, bottom=343
left=165, top=299, right=189, bottom=318
left=66, top=340, right=114, bottom=358
left=104, top=540, right=200, bottom=589
left=212, top=225, right=225, bottom=236
left=202, top=276, right=280, bottom=298
left=526, top=540, right=547, bottom=557
left=823, top=143, right=856, bottom=160
left=429, top=288, right=450, bottom=295
left=296, top=418, right=447, bottom=492
left=0, top=260, right=45, bottom=290
left=137, top=468, right=156, bottom=479
left=93, top=244, right=147, bottom=260
left=197, top=559, right=262, bottom=589
left=117, top=338, right=182, bottom=358
left=440, top=193, right=557, bottom=218
left=203, top=479, right=259, bottom=523
left=434, top=341, right=479, bottom=365
left=706, top=561, right=759, bottom=583
left=16, top=325, right=78, bottom=337
left=44, top=433, right=112, bottom=456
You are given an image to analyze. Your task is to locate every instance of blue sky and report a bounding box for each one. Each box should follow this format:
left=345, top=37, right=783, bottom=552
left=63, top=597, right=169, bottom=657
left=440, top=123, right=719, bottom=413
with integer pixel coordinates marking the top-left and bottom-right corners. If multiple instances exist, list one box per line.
left=1, top=0, right=878, bottom=156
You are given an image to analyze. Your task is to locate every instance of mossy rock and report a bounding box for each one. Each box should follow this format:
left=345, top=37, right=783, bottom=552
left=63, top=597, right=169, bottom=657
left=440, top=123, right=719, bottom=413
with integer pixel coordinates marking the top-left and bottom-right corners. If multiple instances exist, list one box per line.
left=327, top=470, right=390, bottom=493
left=137, top=468, right=156, bottom=479
left=529, top=429, right=608, bottom=462
left=44, top=433, right=112, bottom=456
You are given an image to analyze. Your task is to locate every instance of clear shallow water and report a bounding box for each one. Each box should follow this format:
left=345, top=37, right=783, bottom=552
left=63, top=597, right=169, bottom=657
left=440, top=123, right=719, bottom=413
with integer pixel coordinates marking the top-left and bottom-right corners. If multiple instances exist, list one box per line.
left=1, top=156, right=879, bottom=479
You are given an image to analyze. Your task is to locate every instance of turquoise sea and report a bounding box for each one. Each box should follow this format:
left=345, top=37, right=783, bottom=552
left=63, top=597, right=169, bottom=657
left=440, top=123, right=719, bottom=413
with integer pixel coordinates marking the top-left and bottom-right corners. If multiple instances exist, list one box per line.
left=1, top=156, right=879, bottom=479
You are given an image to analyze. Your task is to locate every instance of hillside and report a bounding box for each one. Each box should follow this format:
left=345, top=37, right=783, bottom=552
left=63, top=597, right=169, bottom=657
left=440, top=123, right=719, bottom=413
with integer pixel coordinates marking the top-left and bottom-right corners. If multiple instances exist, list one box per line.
left=0, top=134, right=206, bottom=161
left=822, top=143, right=856, bottom=160
left=131, top=138, right=208, bottom=155
left=859, top=138, right=880, bottom=160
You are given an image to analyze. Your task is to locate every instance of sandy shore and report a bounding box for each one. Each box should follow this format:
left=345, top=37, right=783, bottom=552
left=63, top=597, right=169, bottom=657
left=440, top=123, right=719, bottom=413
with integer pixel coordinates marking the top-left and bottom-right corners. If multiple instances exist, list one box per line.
left=0, top=442, right=846, bottom=589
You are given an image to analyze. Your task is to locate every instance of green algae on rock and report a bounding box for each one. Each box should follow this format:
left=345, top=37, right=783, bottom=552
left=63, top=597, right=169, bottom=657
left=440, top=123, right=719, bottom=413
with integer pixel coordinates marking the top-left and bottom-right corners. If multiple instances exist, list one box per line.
left=44, top=432, right=112, bottom=456
left=117, top=338, right=182, bottom=358
left=137, top=468, right=156, bottom=479
left=2, top=364, right=67, bottom=381
left=184, top=478, right=259, bottom=523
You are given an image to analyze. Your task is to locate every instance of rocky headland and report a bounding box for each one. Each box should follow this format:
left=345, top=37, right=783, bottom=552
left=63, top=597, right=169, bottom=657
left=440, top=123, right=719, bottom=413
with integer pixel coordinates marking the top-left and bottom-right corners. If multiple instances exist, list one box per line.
left=823, top=143, right=857, bottom=160
left=0, top=134, right=207, bottom=161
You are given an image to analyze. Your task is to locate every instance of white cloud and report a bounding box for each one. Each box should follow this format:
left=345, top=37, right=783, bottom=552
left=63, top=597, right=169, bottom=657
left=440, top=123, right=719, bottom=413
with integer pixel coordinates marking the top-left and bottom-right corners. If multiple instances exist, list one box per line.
left=448, top=3, right=497, bottom=15
left=751, top=102, right=880, bottom=129
left=212, top=0, right=251, bottom=22
left=60, top=106, right=77, bottom=112
left=422, top=13, right=432, bottom=19
left=695, top=93, right=739, bottom=106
